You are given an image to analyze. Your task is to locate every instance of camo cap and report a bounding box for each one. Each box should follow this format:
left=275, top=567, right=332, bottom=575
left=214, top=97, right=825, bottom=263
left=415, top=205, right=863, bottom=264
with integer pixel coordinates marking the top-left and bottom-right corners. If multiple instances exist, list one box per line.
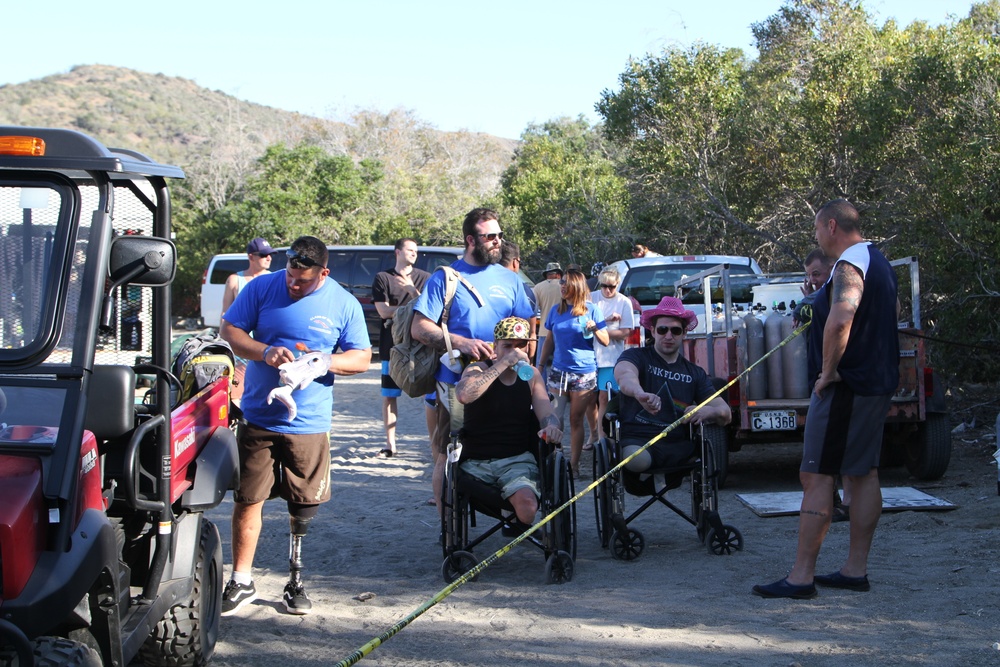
left=493, top=317, right=536, bottom=341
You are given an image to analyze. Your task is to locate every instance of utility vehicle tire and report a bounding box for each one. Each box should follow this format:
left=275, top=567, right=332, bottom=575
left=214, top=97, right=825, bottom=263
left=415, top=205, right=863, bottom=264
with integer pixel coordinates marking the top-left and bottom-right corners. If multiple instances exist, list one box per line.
left=140, top=519, right=222, bottom=667
left=702, top=423, right=730, bottom=489
left=904, top=413, right=952, bottom=481
left=0, top=637, right=101, bottom=666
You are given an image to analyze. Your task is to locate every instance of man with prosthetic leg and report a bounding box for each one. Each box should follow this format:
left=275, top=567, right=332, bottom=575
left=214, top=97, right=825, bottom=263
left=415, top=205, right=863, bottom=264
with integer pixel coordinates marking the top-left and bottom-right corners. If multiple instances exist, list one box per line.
left=221, top=236, right=371, bottom=615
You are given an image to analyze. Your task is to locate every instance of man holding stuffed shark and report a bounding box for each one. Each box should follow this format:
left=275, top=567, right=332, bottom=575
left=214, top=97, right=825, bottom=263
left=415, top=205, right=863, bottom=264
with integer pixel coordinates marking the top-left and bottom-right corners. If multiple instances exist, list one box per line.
left=221, top=235, right=371, bottom=616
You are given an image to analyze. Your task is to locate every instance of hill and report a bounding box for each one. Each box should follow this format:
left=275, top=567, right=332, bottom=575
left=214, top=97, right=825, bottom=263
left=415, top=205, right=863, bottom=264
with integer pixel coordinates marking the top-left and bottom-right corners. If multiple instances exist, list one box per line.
left=0, top=64, right=515, bottom=179
left=0, top=64, right=330, bottom=169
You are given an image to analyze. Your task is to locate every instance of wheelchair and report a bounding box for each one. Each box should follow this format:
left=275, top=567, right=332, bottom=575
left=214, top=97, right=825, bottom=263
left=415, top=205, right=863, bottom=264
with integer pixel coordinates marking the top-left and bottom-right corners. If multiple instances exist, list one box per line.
left=440, top=434, right=577, bottom=584
left=592, top=403, right=743, bottom=561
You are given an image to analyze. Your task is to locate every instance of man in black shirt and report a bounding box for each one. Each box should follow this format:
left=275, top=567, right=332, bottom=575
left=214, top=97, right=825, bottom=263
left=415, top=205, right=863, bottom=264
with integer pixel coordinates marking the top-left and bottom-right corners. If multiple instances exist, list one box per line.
left=371, top=238, right=432, bottom=457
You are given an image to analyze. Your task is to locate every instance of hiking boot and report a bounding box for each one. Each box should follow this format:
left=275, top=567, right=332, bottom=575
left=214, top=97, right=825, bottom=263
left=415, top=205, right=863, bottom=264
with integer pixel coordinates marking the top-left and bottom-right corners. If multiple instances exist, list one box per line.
left=221, top=580, right=257, bottom=616
left=283, top=581, right=312, bottom=615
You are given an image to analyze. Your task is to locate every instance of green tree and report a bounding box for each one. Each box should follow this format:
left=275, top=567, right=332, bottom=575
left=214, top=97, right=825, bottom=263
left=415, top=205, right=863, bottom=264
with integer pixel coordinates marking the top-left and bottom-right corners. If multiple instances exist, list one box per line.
left=498, top=116, right=629, bottom=274
left=597, top=0, right=1000, bottom=379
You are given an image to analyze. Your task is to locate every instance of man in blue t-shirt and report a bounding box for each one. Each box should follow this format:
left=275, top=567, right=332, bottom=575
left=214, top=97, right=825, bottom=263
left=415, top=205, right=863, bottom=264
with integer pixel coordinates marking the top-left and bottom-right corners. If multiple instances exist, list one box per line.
left=220, top=236, right=371, bottom=616
left=411, top=208, right=535, bottom=513
left=754, top=199, right=899, bottom=600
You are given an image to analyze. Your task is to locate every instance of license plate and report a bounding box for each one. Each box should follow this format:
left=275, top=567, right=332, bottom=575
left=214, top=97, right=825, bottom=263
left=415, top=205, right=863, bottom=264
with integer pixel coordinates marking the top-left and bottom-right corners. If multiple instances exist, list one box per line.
left=751, top=410, right=797, bottom=431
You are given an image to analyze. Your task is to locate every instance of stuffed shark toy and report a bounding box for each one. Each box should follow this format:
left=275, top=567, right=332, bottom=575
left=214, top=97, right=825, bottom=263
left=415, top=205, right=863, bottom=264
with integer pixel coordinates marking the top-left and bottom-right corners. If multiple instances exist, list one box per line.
left=266, top=350, right=333, bottom=421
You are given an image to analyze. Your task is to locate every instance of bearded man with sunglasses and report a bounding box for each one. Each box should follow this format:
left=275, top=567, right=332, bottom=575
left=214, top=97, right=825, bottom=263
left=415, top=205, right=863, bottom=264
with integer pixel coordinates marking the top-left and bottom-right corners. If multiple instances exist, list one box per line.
left=411, top=208, right=535, bottom=514
left=613, top=296, right=731, bottom=475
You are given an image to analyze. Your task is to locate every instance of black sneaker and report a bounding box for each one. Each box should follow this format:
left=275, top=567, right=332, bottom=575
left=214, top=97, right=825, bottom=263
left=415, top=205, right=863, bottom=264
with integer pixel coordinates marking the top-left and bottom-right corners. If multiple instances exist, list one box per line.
left=283, top=581, right=312, bottom=615
left=221, top=580, right=257, bottom=616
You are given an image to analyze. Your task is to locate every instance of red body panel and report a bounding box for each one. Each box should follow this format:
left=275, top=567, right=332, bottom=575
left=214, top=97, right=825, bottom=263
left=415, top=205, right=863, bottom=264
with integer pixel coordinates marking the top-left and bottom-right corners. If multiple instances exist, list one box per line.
left=169, top=377, right=229, bottom=503
left=0, top=456, right=45, bottom=601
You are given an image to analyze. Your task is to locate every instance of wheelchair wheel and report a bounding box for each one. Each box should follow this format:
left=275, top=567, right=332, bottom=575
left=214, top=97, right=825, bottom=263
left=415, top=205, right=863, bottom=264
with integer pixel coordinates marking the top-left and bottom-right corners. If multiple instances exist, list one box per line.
left=441, top=550, right=479, bottom=583
left=706, top=525, right=744, bottom=555
left=551, top=450, right=577, bottom=560
left=609, top=527, right=645, bottom=561
left=544, top=550, right=574, bottom=584
left=592, top=440, right=612, bottom=548
left=702, top=423, right=730, bottom=488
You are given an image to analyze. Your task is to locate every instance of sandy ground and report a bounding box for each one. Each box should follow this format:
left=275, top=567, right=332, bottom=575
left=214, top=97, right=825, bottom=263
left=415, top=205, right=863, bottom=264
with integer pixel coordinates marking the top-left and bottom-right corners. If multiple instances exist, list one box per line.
left=205, top=365, right=1000, bottom=667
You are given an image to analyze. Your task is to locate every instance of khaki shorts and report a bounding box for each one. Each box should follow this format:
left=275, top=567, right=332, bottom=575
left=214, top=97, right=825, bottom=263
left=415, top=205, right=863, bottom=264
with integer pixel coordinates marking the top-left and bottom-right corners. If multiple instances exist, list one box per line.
left=235, top=423, right=331, bottom=504
left=459, top=451, right=540, bottom=500
left=433, top=380, right=464, bottom=455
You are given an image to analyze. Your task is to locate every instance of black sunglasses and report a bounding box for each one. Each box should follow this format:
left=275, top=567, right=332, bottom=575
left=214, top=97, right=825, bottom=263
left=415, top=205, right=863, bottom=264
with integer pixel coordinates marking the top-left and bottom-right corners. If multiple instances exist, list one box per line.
left=599, top=283, right=617, bottom=290
left=655, top=325, right=685, bottom=336
left=286, top=249, right=320, bottom=268
left=476, top=232, right=504, bottom=242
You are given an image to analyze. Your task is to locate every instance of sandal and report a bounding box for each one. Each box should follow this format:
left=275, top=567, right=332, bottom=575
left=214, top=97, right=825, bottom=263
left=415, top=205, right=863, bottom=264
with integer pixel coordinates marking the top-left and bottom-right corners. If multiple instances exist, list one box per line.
left=376, top=448, right=395, bottom=458
left=582, top=441, right=594, bottom=451
left=831, top=505, right=850, bottom=523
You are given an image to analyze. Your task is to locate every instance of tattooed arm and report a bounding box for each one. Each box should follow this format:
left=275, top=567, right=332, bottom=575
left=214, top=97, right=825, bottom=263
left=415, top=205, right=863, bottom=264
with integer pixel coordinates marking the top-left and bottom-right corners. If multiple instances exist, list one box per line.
left=815, top=261, right=864, bottom=396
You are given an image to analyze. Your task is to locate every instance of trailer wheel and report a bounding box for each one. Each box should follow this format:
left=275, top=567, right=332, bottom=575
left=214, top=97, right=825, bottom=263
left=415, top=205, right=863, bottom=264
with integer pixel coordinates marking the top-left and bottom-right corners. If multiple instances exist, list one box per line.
left=702, top=423, right=730, bottom=489
left=140, top=519, right=222, bottom=667
left=0, top=637, right=102, bottom=667
left=904, top=413, right=952, bottom=481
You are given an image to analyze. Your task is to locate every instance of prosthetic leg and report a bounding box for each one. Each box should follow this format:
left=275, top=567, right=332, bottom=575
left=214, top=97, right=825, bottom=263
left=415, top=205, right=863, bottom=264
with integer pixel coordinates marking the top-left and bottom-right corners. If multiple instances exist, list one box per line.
left=284, top=503, right=319, bottom=615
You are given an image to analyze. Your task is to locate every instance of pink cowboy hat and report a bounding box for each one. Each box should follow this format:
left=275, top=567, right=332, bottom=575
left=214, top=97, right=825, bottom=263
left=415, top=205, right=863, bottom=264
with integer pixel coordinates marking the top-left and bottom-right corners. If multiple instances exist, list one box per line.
left=639, top=296, right=698, bottom=332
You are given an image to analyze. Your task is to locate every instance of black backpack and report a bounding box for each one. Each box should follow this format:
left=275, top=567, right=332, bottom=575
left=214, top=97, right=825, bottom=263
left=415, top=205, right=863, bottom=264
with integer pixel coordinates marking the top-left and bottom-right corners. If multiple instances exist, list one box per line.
left=171, top=330, right=237, bottom=403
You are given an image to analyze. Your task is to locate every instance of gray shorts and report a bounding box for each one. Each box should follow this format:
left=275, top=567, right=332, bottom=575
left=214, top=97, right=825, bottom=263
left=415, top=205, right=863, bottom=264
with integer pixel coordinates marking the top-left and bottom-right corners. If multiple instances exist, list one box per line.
left=459, top=451, right=540, bottom=500
left=801, top=383, right=892, bottom=476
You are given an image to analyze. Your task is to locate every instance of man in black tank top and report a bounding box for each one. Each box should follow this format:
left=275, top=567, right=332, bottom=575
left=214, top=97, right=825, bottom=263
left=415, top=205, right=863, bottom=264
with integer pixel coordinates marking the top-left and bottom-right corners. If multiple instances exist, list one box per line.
left=754, top=199, right=899, bottom=600
left=455, top=317, right=563, bottom=527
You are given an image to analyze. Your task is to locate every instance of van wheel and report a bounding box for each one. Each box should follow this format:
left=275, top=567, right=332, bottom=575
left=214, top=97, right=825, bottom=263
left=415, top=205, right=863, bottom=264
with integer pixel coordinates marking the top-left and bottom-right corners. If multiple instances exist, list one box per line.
left=140, top=519, right=222, bottom=667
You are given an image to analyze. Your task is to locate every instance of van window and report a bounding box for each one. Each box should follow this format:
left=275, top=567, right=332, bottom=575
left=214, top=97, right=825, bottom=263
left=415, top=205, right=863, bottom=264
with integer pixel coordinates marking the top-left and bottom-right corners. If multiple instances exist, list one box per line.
left=210, top=258, right=249, bottom=285
left=326, top=251, right=354, bottom=289
left=353, top=251, right=386, bottom=291
left=421, top=252, right=458, bottom=272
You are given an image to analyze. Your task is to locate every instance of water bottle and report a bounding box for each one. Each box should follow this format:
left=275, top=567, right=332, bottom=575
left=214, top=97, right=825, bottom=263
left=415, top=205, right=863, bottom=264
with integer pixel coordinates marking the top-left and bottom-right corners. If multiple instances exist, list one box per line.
left=440, top=349, right=462, bottom=374
left=578, top=315, right=593, bottom=339
left=513, top=359, right=534, bottom=381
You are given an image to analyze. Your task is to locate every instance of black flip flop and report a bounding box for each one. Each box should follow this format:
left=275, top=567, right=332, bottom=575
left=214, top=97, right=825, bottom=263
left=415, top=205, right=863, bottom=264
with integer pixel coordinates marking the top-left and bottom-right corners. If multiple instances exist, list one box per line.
left=376, top=448, right=395, bottom=458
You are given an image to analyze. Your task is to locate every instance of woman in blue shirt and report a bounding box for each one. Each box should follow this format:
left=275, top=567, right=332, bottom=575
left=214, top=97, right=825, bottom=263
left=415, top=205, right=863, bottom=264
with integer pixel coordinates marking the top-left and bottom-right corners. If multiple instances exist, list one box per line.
left=538, top=269, right=609, bottom=477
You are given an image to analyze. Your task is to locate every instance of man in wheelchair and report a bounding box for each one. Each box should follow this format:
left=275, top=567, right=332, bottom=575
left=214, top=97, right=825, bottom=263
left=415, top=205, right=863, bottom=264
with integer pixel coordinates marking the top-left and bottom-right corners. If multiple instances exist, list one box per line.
left=613, top=296, right=731, bottom=488
left=454, top=317, right=563, bottom=531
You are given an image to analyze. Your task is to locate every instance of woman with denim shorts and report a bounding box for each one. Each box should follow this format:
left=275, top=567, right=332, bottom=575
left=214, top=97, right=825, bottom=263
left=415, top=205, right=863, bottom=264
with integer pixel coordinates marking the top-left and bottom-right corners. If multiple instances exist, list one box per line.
left=538, top=269, right=609, bottom=478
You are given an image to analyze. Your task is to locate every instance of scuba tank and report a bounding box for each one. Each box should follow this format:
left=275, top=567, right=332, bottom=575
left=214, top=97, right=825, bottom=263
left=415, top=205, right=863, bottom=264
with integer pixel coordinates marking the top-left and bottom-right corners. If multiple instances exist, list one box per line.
left=743, top=310, right=767, bottom=400
left=781, top=310, right=809, bottom=398
left=763, top=304, right=785, bottom=399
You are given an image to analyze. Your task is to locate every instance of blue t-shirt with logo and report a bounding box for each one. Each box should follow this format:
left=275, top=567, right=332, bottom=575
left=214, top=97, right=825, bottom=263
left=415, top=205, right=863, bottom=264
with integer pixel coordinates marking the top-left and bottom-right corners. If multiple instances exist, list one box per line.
left=224, top=270, right=370, bottom=433
left=413, top=260, right=534, bottom=384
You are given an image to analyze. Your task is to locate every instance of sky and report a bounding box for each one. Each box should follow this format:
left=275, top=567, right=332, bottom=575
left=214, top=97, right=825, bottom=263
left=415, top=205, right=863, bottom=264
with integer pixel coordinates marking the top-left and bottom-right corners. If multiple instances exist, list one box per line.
left=0, top=0, right=979, bottom=139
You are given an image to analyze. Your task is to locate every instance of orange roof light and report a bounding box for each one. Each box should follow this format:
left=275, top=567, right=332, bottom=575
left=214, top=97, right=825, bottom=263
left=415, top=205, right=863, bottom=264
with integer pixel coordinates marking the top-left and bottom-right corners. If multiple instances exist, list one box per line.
left=0, top=136, right=46, bottom=157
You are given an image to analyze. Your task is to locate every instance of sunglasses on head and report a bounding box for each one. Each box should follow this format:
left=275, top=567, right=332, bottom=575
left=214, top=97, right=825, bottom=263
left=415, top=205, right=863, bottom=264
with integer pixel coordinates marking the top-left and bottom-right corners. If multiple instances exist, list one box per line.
left=476, top=232, right=503, bottom=242
left=655, top=325, right=685, bottom=336
left=285, top=249, right=320, bottom=268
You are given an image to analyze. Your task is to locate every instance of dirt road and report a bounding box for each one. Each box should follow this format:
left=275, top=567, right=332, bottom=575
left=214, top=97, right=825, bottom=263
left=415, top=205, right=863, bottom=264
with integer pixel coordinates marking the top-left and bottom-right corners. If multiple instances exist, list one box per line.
left=205, top=366, right=1000, bottom=666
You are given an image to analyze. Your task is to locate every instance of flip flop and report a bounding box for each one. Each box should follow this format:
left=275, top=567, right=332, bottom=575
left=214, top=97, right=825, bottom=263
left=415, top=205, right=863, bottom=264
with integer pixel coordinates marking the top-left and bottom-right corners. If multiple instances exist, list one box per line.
left=376, top=448, right=395, bottom=458
left=582, top=441, right=595, bottom=451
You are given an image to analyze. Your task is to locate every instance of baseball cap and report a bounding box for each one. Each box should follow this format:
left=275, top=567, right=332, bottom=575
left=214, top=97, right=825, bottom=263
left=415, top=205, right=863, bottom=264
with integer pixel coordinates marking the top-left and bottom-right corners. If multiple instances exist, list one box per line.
left=494, top=317, right=536, bottom=341
left=246, top=237, right=274, bottom=255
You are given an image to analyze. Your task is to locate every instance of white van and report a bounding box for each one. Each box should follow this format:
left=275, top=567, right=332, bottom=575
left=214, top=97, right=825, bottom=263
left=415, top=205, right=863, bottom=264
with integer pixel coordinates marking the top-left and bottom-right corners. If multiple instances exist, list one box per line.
left=200, top=245, right=464, bottom=349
